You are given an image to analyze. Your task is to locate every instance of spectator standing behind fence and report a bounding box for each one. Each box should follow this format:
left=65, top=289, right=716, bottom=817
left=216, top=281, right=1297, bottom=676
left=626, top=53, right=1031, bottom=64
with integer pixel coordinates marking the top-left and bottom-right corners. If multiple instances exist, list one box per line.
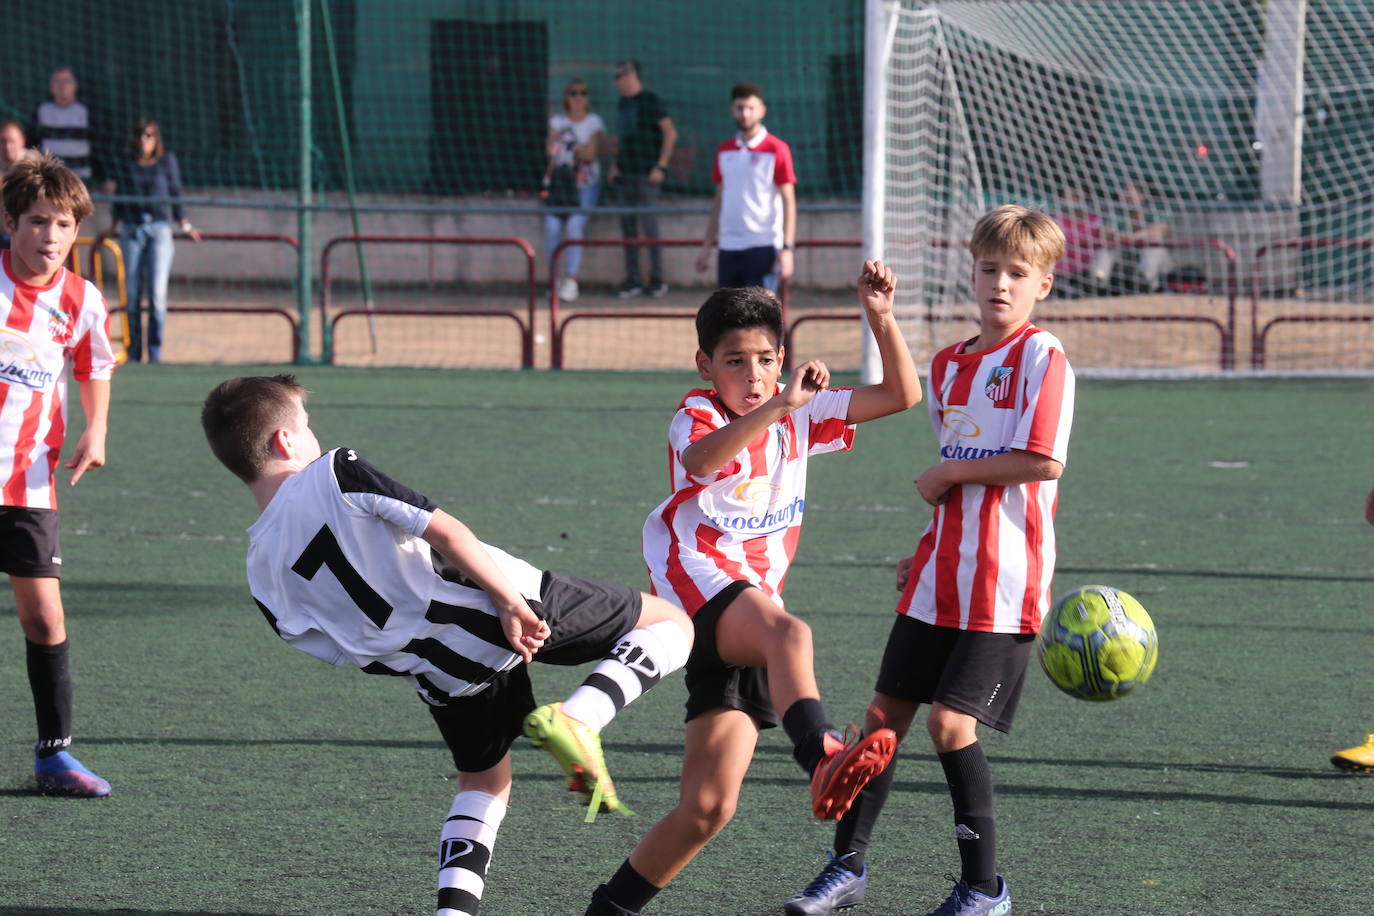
left=608, top=59, right=677, bottom=299
left=545, top=78, right=605, bottom=304
left=34, top=68, right=99, bottom=186
left=1054, top=183, right=1103, bottom=298
left=695, top=82, right=796, bottom=292
left=0, top=120, right=41, bottom=250
left=107, top=118, right=201, bottom=364
left=1089, top=179, right=1171, bottom=294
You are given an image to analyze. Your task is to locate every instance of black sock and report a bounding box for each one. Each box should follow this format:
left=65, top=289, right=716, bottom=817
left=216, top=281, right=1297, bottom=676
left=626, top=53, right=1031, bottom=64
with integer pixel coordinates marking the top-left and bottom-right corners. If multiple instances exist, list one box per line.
left=26, top=639, right=73, bottom=757
left=782, top=698, right=832, bottom=773
left=938, top=742, right=999, bottom=897
left=833, top=754, right=899, bottom=873
left=601, top=860, right=661, bottom=913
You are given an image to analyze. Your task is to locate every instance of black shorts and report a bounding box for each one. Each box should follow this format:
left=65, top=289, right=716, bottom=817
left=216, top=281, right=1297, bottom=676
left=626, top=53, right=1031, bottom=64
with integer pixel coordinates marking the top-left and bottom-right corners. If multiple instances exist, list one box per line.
left=683, top=580, right=777, bottom=728
left=717, top=246, right=778, bottom=289
left=0, top=507, right=62, bottom=578
left=428, top=571, right=643, bottom=772
left=874, top=614, right=1034, bottom=733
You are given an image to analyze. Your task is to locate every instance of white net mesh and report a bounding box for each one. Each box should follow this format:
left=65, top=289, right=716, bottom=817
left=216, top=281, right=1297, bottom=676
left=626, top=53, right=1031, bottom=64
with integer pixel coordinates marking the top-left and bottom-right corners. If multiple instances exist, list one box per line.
left=874, top=0, right=1374, bottom=374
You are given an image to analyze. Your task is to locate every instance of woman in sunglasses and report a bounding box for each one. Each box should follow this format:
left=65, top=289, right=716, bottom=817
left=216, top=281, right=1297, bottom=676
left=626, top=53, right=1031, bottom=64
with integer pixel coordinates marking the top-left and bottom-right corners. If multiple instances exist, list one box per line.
left=107, top=117, right=201, bottom=363
left=544, top=79, right=604, bottom=302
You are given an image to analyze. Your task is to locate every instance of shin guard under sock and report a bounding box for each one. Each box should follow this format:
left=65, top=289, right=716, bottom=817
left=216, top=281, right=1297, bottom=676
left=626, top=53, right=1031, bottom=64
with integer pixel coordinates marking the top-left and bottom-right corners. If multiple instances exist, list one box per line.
left=938, top=742, right=999, bottom=896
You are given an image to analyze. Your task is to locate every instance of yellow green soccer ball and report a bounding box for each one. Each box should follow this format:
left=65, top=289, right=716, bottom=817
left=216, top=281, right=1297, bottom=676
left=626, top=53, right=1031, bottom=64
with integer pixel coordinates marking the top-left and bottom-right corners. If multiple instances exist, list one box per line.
left=1037, top=585, right=1158, bottom=701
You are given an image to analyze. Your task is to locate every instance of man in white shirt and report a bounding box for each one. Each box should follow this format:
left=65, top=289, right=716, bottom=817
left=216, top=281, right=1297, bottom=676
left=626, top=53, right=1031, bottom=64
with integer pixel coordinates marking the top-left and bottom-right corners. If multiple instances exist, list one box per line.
left=696, top=83, right=797, bottom=292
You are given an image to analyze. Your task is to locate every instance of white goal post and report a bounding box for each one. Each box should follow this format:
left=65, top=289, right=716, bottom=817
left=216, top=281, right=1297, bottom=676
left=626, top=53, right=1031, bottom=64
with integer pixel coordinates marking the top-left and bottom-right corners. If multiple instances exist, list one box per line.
left=862, top=0, right=1374, bottom=377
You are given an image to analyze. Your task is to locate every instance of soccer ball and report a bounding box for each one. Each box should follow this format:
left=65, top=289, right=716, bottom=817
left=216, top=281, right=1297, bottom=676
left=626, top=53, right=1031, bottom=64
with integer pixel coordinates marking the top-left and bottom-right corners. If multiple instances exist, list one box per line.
left=1037, top=585, right=1158, bottom=701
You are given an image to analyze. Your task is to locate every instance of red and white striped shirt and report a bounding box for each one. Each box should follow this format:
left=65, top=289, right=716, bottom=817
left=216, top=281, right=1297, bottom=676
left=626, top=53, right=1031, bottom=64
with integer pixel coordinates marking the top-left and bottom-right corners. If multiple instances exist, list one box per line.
left=644, top=386, right=854, bottom=615
left=897, top=323, right=1075, bottom=634
left=0, top=252, right=116, bottom=509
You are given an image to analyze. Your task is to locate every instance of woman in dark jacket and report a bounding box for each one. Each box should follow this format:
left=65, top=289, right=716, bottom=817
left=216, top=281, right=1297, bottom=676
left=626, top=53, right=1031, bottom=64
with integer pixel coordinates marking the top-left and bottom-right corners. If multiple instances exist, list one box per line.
left=108, top=117, right=200, bottom=362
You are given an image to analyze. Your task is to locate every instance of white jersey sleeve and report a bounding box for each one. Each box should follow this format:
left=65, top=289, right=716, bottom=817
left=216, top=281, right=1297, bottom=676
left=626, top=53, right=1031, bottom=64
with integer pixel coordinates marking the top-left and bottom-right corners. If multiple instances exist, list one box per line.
left=246, top=448, right=543, bottom=702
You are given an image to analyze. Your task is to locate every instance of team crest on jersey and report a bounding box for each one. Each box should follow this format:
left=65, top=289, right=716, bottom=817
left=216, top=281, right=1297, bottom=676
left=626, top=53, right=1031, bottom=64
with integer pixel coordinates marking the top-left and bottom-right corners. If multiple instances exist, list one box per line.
left=44, top=304, right=74, bottom=343
left=984, top=366, right=1014, bottom=401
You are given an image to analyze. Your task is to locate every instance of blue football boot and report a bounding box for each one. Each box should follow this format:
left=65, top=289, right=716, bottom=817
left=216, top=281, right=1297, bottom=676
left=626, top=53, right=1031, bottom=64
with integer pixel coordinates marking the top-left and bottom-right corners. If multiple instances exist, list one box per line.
left=35, top=749, right=111, bottom=797
left=927, top=876, right=1011, bottom=916
left=785, top=851, right=867, bottom=915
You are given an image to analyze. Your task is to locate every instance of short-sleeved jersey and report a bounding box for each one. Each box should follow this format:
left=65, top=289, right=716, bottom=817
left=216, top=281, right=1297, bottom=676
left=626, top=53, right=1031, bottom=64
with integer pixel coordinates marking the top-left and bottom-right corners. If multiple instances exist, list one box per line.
left=711, top=126, right=797, bottom=251
left=643, top=386, right=854, bottom=615
left=0, top=252, right=116, bottom=509
left=896, top=322, right=1075, bottom=634
left=246, top=448, right=545, bottom=704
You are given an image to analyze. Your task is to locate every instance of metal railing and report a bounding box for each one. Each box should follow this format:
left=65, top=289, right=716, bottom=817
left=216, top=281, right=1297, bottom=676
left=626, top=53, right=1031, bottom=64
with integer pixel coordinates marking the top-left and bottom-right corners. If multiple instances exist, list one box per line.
left=77, top=231, right=302, bottom=361
left=548, top=237, right=707, bottom=370
left=1250, top=238, right=1373, bottom=370
left=320, top=234, right=537, bottom=367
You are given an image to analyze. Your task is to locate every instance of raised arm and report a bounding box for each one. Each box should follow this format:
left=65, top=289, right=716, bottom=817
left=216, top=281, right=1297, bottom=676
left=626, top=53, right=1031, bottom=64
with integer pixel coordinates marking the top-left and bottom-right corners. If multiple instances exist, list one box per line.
left=680, top=360, right=830, bottom=478
left=421, top=509, right=550, bottom=661
left=845, top=260, right=923, bottom=424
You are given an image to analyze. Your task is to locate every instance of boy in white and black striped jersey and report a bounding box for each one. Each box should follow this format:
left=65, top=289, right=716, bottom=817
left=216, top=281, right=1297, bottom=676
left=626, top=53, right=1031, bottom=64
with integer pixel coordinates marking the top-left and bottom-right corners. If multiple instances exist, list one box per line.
left=201, top=375, right=693, bottom=916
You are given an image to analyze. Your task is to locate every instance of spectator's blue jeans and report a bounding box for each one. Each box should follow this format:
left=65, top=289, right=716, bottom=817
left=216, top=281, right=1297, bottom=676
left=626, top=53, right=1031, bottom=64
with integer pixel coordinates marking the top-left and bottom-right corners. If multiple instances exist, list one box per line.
left=619, top=174, right=663, bottom=287
left=120, top=217, right=174, bottom=362
left=544, top=182, right=601, bottom=278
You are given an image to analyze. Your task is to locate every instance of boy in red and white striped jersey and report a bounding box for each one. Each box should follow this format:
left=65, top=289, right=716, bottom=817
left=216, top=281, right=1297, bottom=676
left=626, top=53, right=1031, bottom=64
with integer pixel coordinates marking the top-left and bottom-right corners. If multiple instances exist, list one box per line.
left=585, top=266, right=922, bottom=916
left=787, top=205, right=1074, bottom=916
left=1, top=153, right=116, bottom=797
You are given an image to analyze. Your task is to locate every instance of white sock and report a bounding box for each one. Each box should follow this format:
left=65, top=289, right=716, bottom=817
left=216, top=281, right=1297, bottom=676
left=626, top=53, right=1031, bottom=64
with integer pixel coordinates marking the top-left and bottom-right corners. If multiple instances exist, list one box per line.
left=436, top=790, right=506, bottom=916
left=561, top=619, right=691, bottom=732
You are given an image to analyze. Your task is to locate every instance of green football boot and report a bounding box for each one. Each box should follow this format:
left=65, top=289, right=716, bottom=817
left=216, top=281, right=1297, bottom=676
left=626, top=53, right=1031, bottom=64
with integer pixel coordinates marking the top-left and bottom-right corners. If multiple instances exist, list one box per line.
left=523, top=702, right=623, bottom=813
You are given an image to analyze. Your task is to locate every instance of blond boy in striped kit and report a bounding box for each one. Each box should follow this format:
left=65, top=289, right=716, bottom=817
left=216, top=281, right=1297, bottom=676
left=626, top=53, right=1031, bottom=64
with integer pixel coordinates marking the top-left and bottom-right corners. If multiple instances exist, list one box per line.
left=787, top=205, right=1075, bottom=916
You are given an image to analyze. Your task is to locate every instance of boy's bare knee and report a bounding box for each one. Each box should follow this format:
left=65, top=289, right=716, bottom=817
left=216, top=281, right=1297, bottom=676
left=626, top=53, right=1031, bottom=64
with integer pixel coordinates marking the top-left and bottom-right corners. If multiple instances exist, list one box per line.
left=636, top=593, right=694, bottom=641
left=681, top=796, right=736, bottom=841
left=13, top=581, right=66, bottom=644
left=775, top=613, right=812, bottom=645
left=925, top=704, right=977, bottom=752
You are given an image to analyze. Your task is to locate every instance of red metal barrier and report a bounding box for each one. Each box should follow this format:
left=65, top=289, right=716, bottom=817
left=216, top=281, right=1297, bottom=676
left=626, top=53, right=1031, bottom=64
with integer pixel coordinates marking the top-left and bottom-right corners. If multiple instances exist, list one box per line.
left=549, top=237, right=705, bottom=370
left=1251, top=239, right=1373, bottom=370
left=786, top=238, right=1238, bottom=371
left=775, top=239, right=865, bottom=367
left=549, top=237, right=871, bottom=369
left=321, top=235, right=537, bottom=367
left=89, top=231, right=301, bottom=361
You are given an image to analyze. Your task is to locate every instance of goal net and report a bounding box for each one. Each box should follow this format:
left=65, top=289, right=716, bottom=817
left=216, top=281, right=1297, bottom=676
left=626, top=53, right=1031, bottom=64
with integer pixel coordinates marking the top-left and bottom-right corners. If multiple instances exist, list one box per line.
left=866, top=0, right=1374, bottom=376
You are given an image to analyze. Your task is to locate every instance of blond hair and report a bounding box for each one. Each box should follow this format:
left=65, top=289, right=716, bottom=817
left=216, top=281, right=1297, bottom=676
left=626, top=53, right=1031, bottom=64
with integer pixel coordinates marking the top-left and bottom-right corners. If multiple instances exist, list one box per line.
left=968, top=205, right=1065, bottom=271
left=561, top=78, right=589, bottom=114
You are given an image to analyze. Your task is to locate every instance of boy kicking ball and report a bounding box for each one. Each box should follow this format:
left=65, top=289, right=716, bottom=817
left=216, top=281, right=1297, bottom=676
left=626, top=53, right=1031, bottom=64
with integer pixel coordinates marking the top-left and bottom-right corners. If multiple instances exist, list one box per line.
left=584, top=262, right=923, bottom=915
left=200, top=375, right=693, bottom=915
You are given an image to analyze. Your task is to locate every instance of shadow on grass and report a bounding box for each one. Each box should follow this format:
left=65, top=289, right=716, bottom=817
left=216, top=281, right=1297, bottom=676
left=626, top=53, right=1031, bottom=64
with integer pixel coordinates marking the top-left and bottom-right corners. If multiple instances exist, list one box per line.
left=61, top=737, right=1370, bottom=813
left=0, top=910, right=265, bottom=916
